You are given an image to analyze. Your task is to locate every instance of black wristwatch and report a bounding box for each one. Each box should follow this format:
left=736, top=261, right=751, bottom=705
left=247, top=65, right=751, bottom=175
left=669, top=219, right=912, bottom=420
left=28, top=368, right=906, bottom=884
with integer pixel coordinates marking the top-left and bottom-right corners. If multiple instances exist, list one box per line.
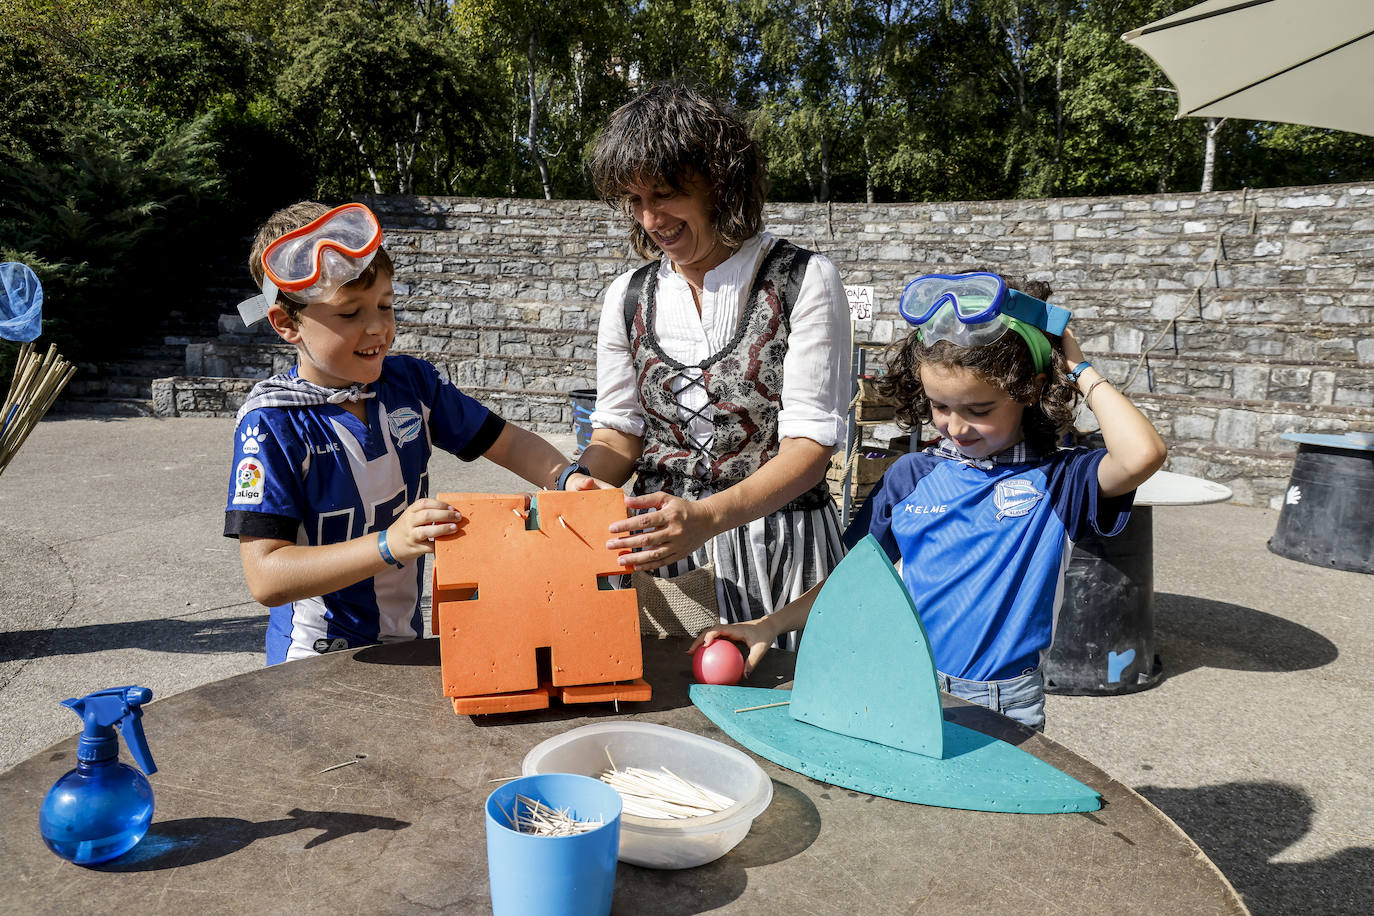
left=555, top=462, right=590, bottom=490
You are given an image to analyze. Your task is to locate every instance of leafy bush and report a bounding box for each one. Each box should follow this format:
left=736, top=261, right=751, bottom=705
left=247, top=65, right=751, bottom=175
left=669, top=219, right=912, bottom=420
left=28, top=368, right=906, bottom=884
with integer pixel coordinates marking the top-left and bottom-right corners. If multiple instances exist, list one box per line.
left=0, top=109, right=223, bottom=367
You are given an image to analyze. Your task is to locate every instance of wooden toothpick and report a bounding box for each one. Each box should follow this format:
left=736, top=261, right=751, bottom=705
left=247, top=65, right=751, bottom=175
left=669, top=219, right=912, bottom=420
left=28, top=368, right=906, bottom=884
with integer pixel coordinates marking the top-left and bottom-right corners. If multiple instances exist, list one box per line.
left=733, top=700, right=791, bottom=713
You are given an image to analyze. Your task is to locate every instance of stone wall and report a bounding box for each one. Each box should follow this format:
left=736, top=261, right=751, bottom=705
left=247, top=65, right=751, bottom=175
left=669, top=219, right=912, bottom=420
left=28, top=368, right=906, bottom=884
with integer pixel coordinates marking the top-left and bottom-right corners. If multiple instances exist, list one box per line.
left=159, top=181, right=1374, bottom=508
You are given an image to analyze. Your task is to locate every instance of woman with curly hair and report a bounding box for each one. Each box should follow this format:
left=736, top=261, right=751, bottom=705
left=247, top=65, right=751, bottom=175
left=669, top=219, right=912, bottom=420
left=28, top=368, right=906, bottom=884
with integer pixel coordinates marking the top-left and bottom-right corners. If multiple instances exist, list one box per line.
left=692, top=274, right=1166, bottom=729
left=571, top=84, right=852, bottom=646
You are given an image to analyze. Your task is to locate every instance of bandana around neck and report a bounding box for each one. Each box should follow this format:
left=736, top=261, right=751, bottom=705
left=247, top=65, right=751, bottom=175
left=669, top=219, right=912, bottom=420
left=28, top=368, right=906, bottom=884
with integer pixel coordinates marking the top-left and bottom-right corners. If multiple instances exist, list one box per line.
left=928, top=437, right=1037, bottom=471
left=235, top=370, right=376, bottom=424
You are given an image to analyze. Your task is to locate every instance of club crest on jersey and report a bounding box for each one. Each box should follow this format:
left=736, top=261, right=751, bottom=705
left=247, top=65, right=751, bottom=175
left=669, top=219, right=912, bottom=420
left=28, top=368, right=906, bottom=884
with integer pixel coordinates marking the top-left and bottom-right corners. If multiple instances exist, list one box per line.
left=233, top=457, right=266, bottom=505
left=994, top=477, right=1042, bottom=520
left=388, top=407, right=422, bottom=447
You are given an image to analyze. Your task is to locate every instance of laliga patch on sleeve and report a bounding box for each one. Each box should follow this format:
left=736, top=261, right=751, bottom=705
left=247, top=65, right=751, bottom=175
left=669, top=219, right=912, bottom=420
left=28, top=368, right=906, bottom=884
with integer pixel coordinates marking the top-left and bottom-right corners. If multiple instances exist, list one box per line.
left=233, top=457, right=266, bottom=505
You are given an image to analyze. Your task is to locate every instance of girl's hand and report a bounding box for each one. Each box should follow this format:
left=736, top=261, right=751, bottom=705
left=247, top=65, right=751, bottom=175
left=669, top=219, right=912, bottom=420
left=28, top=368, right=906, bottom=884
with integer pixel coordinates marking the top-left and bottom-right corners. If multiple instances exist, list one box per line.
left=1060, top=326, right=1087, bottom=366
left=688, top=622, right=777, bottom=678
left=609, top=491, right=717, bottom=570
left=386, top=498, right=461, bottom=563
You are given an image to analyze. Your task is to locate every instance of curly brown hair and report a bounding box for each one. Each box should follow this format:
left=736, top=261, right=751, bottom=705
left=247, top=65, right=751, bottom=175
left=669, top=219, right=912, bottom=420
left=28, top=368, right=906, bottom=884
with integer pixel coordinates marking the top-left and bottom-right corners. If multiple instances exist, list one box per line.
left=589, top=84, right=767, bottom=260
left=248, top=201, right=394, bottom=322
left=877, top=277, right=1079, bottom=455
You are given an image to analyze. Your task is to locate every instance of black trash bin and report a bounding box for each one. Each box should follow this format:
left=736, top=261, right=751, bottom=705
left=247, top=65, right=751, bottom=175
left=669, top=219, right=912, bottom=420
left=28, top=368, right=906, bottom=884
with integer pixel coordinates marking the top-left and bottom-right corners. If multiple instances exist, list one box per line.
left=1043, top=507, right=1163, bottom=695
left=1268, top=432, right=1374, bottom=574
left=569, top=389, right=596, bottom=454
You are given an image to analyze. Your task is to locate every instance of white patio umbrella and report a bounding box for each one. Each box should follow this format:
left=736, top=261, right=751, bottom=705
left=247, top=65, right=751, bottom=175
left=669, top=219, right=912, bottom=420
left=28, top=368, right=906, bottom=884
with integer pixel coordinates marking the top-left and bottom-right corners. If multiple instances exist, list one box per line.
left=1123, top=0, right=1374, bottom=137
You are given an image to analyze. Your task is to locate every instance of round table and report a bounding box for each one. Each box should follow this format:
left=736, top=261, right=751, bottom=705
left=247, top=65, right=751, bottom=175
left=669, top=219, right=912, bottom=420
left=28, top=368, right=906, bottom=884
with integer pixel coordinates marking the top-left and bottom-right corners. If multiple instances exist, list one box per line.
left=1268, top=432, right=1374, bottom=574
left=1044, top=470, right=1232, bottom=696
left=0, top=638, right=1245, bottom=914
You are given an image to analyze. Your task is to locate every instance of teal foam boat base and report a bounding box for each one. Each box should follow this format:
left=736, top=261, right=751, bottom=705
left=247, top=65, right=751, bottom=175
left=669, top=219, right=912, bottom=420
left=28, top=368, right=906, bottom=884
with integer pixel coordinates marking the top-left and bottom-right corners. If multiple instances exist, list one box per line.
left=690, top=536, right=1100, bottom=814
left=691, top=684, right=1100, bottom=814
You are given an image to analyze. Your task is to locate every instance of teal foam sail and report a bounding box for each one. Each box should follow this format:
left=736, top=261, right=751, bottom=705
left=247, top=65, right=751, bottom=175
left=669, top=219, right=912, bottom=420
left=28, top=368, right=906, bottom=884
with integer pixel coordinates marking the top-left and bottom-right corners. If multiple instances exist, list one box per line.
left=789, top=532, right=944, bottom=758
left=691, top=536, right=1100, bottom=814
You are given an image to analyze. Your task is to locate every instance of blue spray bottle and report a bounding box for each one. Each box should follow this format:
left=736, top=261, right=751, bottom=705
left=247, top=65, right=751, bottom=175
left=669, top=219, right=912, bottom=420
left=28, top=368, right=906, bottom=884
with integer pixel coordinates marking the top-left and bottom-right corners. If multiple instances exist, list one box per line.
left=39, top=685, right=157, bottom=865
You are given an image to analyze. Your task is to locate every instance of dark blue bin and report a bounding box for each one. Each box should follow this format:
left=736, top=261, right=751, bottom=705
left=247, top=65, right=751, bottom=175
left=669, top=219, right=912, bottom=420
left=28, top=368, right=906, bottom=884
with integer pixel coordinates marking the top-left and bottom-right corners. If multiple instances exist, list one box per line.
left=1268, top=433, right=1374, bottom=574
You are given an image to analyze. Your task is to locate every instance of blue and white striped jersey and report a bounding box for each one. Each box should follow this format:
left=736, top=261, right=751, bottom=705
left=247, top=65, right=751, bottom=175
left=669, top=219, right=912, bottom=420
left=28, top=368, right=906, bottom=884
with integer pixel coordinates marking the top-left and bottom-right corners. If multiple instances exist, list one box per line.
left=844, top=446, right=1132, bottom=682
left=224, top=355, right=503, bottom=665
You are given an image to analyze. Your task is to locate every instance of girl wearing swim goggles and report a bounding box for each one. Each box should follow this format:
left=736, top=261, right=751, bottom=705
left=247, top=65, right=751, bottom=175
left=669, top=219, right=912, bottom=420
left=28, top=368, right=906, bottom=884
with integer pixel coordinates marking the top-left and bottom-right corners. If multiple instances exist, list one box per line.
left=882, top=272, right=1082, bottom=456
left=898, top=272, right=1070, bottom=375
left=239, top=203, right=385, bottom=326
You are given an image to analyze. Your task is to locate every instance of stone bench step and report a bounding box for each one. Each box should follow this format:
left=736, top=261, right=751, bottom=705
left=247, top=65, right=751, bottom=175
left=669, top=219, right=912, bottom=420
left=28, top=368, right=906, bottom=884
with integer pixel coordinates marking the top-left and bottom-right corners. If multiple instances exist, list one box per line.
left=152, top=376, right=582, bottom=428
left=182, top=339, right=595, bottom=391
left=50, top=395, right=157, bottom=417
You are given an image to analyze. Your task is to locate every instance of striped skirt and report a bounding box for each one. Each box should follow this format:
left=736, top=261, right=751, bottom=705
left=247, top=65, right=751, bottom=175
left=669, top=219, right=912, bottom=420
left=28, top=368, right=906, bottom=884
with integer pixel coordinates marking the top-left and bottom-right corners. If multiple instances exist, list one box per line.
left=647, top=501, right=847, bottom=652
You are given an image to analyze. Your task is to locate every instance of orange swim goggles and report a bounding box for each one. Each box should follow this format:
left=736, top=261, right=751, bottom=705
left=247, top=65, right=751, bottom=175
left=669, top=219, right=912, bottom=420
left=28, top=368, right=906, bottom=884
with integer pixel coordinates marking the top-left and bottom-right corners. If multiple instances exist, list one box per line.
left=238, top=203, right=384, bottom=325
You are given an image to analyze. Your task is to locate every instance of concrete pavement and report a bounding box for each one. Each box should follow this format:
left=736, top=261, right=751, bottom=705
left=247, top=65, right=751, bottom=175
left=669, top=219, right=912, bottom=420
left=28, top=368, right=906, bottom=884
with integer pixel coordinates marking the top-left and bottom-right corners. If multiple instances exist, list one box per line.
left=1, top=415, right=1371, bottom=914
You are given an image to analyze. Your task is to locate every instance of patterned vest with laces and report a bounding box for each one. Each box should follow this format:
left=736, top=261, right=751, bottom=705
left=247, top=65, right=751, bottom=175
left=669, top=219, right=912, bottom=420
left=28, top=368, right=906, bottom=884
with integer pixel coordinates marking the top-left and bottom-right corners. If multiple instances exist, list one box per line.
left=624, top=239, right=833, bottom=510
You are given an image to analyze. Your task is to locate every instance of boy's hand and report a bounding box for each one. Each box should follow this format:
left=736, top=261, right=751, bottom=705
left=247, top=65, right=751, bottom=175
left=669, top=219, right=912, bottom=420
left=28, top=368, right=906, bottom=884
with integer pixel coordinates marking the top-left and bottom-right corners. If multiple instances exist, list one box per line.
left=565, top=473, right=618, bottom=491
left=386, top=498, right=461, bottom=563
left=688, top=622, right=777, bottom=679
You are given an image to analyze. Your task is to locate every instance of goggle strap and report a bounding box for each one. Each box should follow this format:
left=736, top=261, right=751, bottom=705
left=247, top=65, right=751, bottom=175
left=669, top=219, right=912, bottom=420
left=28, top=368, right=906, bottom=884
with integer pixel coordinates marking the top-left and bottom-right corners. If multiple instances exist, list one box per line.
left=237, top=275, right=280, bottom=327
left=999, top=289, right=1071, bottom=337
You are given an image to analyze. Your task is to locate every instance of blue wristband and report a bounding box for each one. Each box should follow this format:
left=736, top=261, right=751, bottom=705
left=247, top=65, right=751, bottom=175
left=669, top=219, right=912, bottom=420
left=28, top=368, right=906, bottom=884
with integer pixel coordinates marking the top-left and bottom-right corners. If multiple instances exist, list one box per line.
left=377, top=530, right=404, bottom=568
left=1068, top=360, right=1092, bottom=382
left=556, top=462, right=590, bottom=491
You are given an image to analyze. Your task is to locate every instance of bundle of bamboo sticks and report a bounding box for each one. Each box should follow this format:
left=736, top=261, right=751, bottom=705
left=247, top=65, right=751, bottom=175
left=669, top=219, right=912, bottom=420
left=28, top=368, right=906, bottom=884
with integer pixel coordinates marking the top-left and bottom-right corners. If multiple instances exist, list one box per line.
left=0, top=342, right=76, bottom=476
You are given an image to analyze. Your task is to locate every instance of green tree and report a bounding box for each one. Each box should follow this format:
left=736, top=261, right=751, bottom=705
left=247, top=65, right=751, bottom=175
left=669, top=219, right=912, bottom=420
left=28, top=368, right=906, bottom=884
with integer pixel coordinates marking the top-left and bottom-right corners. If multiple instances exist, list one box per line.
left=457, top=0, right=627, bottom=199
left=0, top=109, right=223, bottom=368
left=752, top=1, right=919, bottom=203
left=275, top=0, right=500, bottom=197
left=878, top=2, right=1015, bottom=201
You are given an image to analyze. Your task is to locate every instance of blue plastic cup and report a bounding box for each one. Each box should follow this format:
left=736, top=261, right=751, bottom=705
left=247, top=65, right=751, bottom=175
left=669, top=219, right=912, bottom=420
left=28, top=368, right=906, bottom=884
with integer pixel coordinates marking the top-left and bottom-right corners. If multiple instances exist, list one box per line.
left=485, top=773, right=622, bottom=916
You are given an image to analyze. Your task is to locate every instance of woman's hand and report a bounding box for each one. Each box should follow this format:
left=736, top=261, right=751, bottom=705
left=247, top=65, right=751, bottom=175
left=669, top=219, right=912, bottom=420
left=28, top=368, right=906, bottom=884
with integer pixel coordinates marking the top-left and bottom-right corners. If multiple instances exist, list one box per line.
left=608, top=491, right=719, bottom=570
left=688, top=621, right=778, bottom=679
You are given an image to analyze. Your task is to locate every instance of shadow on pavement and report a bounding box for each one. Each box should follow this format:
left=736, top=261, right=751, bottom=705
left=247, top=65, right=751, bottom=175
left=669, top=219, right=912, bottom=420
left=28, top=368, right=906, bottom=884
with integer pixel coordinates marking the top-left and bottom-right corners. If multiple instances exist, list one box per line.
left=96, top=808, right=410, bottom=871
left=1154, top=592, right=1338, bottom=676
left=616, top=779, right=821, bottom=913
left=0, top=612, right=265, bottom=661
left=1140, top=781, right=1374, bottom=916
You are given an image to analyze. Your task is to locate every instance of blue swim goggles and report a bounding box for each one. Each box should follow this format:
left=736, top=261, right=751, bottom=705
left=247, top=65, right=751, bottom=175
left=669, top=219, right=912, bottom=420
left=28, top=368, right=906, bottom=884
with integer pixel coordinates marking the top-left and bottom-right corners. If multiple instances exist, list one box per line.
left=898, top=272, right=1070, bottom=374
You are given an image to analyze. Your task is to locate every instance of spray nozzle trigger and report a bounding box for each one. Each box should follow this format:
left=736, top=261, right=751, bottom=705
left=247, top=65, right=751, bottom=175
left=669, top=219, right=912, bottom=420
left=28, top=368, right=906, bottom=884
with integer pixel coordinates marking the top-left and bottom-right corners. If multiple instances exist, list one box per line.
left=61, top=685, right=157, bottom=775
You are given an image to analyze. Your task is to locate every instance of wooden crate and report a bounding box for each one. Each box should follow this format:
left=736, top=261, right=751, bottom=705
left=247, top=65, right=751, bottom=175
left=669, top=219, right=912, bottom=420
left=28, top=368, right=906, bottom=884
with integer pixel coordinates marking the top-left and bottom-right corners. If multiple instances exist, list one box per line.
left=855, top=376, right=896, bottom=421
left=828, top=447, right=901, bottom=485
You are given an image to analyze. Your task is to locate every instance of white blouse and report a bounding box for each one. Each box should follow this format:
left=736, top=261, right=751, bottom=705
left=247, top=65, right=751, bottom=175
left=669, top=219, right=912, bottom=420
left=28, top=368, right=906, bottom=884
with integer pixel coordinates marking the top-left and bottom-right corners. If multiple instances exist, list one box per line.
left=591, top=232, right=851, bottom=454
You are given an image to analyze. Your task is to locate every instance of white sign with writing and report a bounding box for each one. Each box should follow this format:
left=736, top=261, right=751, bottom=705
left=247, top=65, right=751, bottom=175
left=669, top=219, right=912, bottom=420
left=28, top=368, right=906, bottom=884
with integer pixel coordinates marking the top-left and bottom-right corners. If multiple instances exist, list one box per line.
left=846, top=285, right=875, bottom=323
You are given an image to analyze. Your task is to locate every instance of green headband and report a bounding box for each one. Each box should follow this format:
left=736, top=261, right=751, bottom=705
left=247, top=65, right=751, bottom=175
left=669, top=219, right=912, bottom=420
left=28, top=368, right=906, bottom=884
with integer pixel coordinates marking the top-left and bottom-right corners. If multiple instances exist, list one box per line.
left=999, top=314, right=1052, bottom=375
left=916, top=313, right=1052, bottom=375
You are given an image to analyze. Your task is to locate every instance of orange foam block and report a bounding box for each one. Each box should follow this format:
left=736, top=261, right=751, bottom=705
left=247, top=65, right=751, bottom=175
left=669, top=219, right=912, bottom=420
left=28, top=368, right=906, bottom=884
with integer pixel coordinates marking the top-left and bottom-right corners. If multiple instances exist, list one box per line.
left=432, top=488, right=648, bottom=713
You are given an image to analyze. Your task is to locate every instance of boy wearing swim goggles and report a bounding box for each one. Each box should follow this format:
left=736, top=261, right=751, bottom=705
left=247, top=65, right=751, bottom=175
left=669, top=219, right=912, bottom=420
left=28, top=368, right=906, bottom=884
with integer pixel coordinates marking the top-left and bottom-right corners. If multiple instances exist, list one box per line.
left=692, top=272, right=1166, bottom=729
left=224, top=201, right=592, bottom=665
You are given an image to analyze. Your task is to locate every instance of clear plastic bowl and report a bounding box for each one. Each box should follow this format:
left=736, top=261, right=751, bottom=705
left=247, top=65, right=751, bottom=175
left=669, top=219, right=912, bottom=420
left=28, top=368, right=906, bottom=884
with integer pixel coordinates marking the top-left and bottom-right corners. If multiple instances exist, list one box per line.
left=522, top=721, right=772, bottom=869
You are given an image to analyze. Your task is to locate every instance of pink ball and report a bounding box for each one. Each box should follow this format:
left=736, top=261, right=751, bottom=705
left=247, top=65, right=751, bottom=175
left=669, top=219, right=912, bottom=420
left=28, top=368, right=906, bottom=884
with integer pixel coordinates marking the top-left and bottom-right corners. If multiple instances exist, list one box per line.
left=693, top=640, right=745, bottom=686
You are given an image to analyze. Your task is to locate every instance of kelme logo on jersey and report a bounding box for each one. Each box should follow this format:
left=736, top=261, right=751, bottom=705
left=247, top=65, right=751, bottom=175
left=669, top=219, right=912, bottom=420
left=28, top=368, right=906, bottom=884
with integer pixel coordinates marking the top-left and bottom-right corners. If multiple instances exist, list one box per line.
left=994, top=477, right=1042, bottom=520
left=388, top=407, right=422, bottom=447
left=240, top=424, right=267, bottom=456
left=232, top=457, right=265, bottom=505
